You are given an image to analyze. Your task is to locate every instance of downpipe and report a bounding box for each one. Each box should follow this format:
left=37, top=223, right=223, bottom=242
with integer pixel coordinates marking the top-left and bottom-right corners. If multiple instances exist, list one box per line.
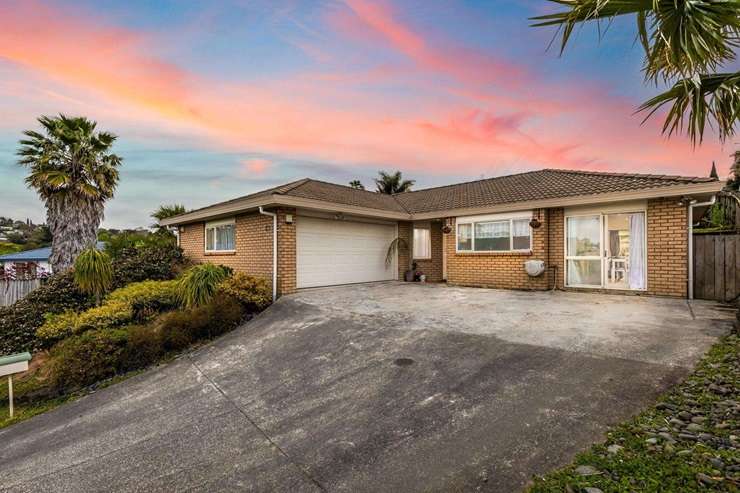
left=259, top=207, right=278, bottom=302
left=687, top=196, right=715, bottom=300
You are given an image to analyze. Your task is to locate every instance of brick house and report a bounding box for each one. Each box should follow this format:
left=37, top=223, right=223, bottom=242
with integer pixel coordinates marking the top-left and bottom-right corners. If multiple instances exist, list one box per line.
left=161, top=169, right=722, bottom=299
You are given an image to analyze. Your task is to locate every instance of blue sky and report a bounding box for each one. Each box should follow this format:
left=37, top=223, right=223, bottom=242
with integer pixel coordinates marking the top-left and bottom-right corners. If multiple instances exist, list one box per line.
left=0, top=0, right=731, bottom=227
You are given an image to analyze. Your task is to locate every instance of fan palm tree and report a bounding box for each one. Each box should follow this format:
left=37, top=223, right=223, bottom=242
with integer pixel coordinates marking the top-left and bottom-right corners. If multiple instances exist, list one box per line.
left=18, top=115, right=122, bottom=272
left=375, top=171, right=415, bottom=194
left=151, top=203, right=186, bottom=234
left=532, top=0, right=740, bottom=144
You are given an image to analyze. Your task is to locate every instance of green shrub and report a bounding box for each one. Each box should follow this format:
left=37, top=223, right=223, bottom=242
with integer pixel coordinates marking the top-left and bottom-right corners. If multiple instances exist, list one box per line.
left=48, top=324, right=166, bottom=393
left=217, top=273, right=271, bottom=312
left=120, top=324, right=164, bottom=370
left=75, top=301, right=132, bottom=332
left=0, top=272, right=93, bottom=355
left=74, top=247, right=113, bottom=303
left=159, top=296, right=244, bottom=351
left=36, top=280, right=179, bottom=346
left=0, top=242, right=183, bottom=355
left=36, top=311, right=80, bottom=344
left=111, top=242, right=185, bottom=288
left=48, top=328, right=130, bottom=391
left=106, top=279, right=179, bottom=320
left=177, top=263, right=230, bottom=308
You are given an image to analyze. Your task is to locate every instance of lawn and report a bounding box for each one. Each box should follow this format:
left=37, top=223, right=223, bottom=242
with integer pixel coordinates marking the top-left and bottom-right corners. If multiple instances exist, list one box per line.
left=529, top=332, right=739, bottom=492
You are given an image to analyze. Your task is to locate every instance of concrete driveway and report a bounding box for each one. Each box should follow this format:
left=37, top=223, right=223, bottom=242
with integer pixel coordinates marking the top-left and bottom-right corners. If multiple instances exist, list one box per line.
left=0, top=283, right=734, bottom=492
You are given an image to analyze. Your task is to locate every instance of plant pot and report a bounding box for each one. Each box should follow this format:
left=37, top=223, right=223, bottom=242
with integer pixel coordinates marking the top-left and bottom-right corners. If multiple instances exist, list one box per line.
left=404, top=270, right=415, bottom=282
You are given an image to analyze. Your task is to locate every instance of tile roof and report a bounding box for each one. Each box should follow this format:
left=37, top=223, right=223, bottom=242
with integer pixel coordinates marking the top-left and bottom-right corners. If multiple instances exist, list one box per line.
left=393, top=169, right=717, bottom=214
left=165, top=168, right=719, bottom=223
left=282, top=179, right=408, bottom=213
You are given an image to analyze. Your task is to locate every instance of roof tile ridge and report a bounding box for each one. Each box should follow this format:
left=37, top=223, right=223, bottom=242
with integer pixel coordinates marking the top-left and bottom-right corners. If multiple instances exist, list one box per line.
left=396, top=169, right=546, bottom=196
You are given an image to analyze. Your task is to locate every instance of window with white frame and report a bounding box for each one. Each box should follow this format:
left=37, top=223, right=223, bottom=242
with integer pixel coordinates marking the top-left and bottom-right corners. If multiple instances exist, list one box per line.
left=413, top=225, right=431, bottom=259
left=456, top=216, right=531, bottom=252
left=205, top=219, right=236, bottom=252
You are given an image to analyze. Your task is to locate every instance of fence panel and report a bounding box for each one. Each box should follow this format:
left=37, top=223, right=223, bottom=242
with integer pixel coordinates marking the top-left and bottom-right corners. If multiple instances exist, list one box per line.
left=693, top=233, right=740, bottom=302
left=0, top=279, right=42, bottom=307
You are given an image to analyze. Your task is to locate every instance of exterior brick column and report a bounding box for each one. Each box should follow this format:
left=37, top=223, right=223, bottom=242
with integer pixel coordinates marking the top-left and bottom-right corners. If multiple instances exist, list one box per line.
left=647, top=198, right=688, bottom=297
left=277, top=208, right=297, bottom=296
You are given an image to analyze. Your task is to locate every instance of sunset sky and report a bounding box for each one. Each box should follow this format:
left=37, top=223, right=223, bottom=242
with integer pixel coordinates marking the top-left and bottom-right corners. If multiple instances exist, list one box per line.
left=0, top=0, right=734, bottom=228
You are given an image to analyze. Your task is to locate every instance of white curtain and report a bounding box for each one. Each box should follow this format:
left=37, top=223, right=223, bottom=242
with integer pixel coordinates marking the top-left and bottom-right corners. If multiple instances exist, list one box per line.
left=475, top=221, right=509, bottom=238
left=628, top=213, right=645, bottom=289
left=512, top=219, right=530, bottom=237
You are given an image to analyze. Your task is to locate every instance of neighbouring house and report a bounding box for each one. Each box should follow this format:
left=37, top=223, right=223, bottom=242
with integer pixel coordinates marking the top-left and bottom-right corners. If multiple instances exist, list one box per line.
left=0, top=242, right=105, bottom=278
left=160, top=169, right=723, bottom=299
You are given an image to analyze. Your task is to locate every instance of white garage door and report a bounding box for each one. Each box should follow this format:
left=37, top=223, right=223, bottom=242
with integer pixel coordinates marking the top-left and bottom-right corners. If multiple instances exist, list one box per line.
left=297, top=216, right=397, bottom=288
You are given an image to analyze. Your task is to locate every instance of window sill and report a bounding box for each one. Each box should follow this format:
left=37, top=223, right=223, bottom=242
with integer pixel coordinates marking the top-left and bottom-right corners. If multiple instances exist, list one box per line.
left=205, top=251, right=236, bottom=256
left=455, top=250, right=533, bottom=257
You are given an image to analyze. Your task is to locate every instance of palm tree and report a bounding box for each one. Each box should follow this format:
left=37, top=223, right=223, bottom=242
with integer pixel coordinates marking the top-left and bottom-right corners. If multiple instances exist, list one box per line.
left=18, top=115, right=121, bottom=272
left=349, top=180, right=365, bottom=190
left=532, top=1, right=740, bottom=144
left=151, top=204, right=186, bottom=234
left=375, top=171, right=415, bottom=194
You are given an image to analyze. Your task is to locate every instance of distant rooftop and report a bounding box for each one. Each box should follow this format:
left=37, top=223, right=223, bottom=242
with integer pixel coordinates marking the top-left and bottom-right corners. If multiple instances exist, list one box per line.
left=0, top=242, right=105, bottom=262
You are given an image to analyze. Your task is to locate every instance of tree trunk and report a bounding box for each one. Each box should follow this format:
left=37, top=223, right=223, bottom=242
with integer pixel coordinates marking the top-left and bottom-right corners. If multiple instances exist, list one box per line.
left=47, top=195, right=103, bottom=273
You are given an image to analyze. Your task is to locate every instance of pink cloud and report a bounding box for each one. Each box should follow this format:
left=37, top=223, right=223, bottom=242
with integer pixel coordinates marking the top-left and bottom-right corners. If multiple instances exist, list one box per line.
left=240, top=158, right=272, bottom=176
left=336, top=0, right=525, bottom=88
left=0, top=0, right=725, bottom=180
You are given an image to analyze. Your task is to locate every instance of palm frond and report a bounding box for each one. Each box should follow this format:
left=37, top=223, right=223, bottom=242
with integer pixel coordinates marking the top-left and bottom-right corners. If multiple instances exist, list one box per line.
left=532, top=0, right=740, bottom=82
left=386, top=236, right=408, bottom=267
left=638, top=71, right=740, bottom=144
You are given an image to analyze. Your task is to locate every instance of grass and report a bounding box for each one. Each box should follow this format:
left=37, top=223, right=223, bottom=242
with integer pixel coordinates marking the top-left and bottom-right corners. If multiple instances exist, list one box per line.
left=0, top=242, right=22, bottom=256
left=0, top=353, right=148, bottom=430
left=529, top=332, right=740, bottom=492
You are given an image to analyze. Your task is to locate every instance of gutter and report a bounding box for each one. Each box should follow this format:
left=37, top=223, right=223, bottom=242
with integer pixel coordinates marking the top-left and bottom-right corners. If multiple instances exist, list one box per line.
left=259, top=207, right=278, bottom=302
left=688, top=196, right=716, bottom=300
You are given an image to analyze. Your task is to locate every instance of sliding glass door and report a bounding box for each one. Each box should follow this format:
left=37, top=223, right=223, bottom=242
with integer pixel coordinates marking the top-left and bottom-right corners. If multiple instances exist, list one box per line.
left=566, top=215, right=603, bottom=287
left=565, top=212, right=646, bottom=290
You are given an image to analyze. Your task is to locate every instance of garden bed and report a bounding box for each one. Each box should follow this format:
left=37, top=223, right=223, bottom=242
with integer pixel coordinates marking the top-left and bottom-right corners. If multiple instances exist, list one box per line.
left=0, top=240, right=271, bottom=430
left=529, top=332, right=739, bottom=492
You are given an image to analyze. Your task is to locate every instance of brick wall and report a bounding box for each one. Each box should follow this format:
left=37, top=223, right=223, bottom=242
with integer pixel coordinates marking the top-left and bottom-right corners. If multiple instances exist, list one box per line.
left=178, top=208, right=297, bottom=296
left=646, top=198, right=687, bottom=297
left=547, top=208, right=565, bottom=289
left=413, top=221, right=444, bottom=282
left=178, top=200, right=688, bottom=298
left=397, top=221, right=412, bottom=279
left=444, top=209, right=550, bottom=290
left=277, top=208, right=297, bottom=295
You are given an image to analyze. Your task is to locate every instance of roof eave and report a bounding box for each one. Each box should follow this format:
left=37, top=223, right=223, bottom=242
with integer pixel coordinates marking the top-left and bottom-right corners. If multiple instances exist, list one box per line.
left=159, top=194, right=409, bottom=226
left=161, top=181, right=723, bottom=225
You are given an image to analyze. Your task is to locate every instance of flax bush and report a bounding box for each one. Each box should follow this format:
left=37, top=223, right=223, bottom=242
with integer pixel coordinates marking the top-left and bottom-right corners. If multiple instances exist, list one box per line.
left=73, top=247, right=113, bottom=304
left=177, top=263, right=230, bottom=308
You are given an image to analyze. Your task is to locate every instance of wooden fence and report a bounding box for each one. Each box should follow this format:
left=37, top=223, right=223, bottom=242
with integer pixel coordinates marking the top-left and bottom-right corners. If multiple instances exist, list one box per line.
left=693, top=233, right=740, bottom=302
left=0, top=279, right=42, bottom=307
